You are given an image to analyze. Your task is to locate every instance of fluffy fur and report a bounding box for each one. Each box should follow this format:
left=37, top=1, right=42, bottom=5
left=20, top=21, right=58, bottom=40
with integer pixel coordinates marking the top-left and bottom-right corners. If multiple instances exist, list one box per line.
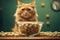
left=13, top=0, right=38, bottom=32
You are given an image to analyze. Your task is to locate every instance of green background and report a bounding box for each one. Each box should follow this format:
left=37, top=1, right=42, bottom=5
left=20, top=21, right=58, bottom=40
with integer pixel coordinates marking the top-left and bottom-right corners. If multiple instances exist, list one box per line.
left=0, top=0, right=60, bottom=32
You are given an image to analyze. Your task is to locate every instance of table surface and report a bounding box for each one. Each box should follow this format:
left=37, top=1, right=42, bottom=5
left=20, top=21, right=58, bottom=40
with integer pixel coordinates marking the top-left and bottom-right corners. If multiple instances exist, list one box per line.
left=0, top=35, right=60, bottom=39
left=0, top=32, right=60, bottom=39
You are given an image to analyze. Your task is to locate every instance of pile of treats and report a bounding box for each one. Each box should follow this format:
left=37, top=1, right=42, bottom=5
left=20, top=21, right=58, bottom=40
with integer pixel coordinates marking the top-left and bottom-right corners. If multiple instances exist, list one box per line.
left=19, top=24, right=40, bottom=35
left=0, top=31, right=60, bottom=37
left=0, top=32, right=20, bottom=37
left=40, top=32, right=60, bottom=37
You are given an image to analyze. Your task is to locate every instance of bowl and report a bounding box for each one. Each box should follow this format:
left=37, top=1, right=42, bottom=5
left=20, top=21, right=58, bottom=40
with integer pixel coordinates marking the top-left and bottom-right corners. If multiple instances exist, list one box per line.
left=17, top=22, right=44, bottom=36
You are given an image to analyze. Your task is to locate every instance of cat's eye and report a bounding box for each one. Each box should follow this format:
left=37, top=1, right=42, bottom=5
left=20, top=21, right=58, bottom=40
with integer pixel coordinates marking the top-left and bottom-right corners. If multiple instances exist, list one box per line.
left=27, top=8, right=31, bottom=11
left=22, top=9, right=25, bottom=11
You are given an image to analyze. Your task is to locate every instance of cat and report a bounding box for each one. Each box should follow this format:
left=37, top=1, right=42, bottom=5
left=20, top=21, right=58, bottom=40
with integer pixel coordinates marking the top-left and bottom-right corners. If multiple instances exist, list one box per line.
left=12, top=0, right=38, bottom=32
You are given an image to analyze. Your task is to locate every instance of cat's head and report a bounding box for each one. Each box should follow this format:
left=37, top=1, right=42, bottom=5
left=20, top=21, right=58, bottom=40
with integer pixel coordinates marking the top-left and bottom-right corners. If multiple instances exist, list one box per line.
left=14, top=0, right=37, bottom=19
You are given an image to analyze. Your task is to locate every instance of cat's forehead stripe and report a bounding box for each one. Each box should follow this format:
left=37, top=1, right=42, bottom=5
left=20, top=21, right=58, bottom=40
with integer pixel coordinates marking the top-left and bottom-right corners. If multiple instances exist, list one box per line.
left=21, top=4, right=32, bottom=8
left=20, top=7, right=33, bottom=10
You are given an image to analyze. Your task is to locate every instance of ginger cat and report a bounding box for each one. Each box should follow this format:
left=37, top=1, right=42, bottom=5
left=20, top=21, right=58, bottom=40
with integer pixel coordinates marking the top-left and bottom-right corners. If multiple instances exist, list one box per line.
left=12, top=0, right=38, bottom=32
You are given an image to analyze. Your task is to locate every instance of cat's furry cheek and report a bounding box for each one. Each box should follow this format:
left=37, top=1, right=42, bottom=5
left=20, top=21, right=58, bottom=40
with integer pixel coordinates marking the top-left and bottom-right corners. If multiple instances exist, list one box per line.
left=15, top=18, right=20, bottom=22
left=36, top=13, right=38, bottom=17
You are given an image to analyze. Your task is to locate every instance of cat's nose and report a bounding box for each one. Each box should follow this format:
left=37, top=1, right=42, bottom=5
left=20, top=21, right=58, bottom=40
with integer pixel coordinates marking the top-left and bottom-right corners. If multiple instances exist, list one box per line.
left=24, top=11, right=27, bottom=13
left=23, top=11, right=28, bottom=15
left=24, top=11, right=28, bottom=14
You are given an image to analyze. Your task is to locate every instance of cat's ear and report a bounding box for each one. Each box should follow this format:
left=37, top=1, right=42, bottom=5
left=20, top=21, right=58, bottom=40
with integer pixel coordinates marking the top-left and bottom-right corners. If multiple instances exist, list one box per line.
left=17, top=0, right=22, bottom=6
left=30, top=0, right=36, bottom=6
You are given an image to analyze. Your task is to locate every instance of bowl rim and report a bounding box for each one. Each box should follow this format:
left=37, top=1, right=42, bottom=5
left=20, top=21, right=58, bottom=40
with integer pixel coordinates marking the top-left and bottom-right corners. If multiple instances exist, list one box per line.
left=17, top=22, right=44, bottom=24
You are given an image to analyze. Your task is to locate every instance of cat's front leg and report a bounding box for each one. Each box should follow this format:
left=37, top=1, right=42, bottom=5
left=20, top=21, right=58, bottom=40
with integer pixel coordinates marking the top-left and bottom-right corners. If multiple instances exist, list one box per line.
left=12, top=24, right=19, bottom=32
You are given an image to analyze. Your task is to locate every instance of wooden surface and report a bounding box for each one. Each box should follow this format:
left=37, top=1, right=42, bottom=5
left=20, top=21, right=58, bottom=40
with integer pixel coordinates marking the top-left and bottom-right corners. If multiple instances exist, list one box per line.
left=0, top=32, right=60, bottom=39
left=0, top=35, right=60, bottom=39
